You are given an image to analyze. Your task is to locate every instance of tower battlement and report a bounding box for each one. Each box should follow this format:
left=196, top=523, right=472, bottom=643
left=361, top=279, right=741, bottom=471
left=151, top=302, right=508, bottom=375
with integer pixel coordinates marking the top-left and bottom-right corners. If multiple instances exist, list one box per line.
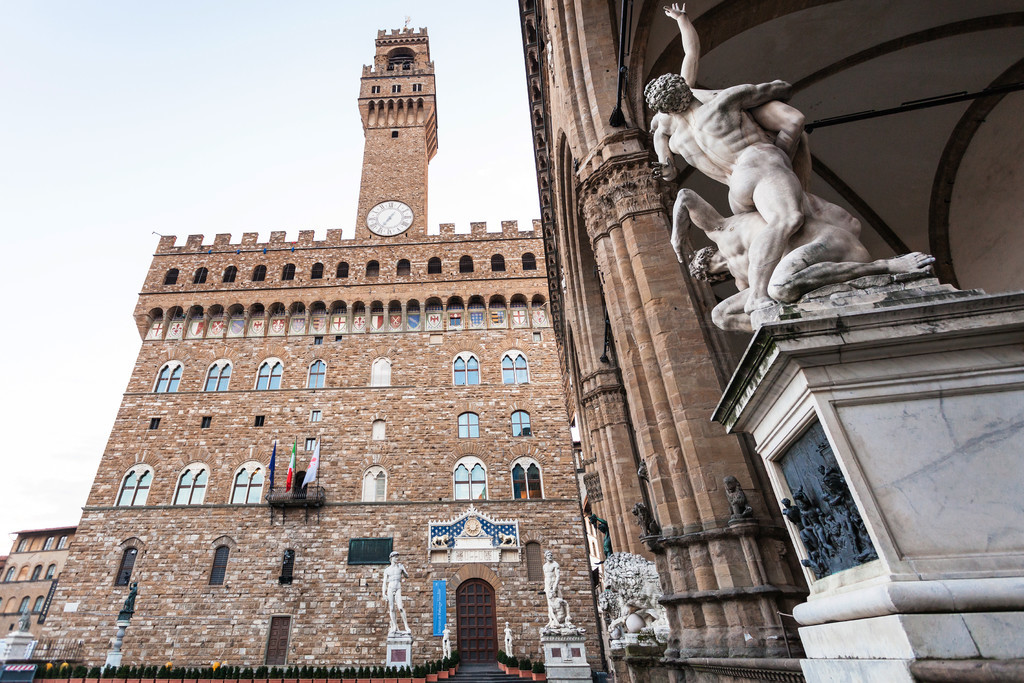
left=154, top=220, right=539, bottom=254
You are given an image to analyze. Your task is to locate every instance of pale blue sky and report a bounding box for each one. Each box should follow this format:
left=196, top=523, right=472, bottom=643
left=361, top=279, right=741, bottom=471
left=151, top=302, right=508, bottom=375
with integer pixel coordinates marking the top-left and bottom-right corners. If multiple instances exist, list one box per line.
left=0, top=2, right=541, bottom=551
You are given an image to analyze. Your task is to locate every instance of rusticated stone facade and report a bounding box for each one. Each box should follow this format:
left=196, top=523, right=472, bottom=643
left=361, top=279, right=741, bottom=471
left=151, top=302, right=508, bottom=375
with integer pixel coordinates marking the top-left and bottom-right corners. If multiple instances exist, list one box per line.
left=42, top=26, right=597, bottom=669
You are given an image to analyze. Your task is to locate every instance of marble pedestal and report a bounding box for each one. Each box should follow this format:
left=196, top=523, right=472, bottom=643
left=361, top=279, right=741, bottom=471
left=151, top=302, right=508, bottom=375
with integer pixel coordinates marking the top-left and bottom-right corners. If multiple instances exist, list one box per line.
left=714, top=283, right=1024, bottom=682
left=385, top=632, right=412, bottom=668
left=0, top=631, right=36, bottom=663
left=541, top=631, right=591, bottom=682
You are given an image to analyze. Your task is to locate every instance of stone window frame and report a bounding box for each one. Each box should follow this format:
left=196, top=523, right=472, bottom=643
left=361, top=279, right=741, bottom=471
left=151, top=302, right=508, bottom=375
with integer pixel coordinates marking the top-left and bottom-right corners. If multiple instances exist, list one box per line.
left=453, top=456, right=488, bottom=501
left=511, top=410, right=532, bottom=437
left=255, top=358, right=284, bottom=390
left=307, top=359, right=327, bottom=389
left=43, top=536, right=54, bottom=551
left=173, top=464, right=210, bottom=505
left=459, top=255, right=474, bottom=273
left=44, top=564, right=56, bottom=580
left=501, top=351, right=530, bottom=384
left=114, top=545, right=139, bottom=586
left=209, top=545, right=230, bottom=586
left=117, top=465, right=154, bottom=507
left=491, top=254, right=506, bottom=272
left=427, top=257, right=442, bottom=274
left=362, top=465, right=388, bottom=502
left=32, top=595, right=44, bottom=613
left=452, top=351, right=481, bottom=386
left=154, top=361, right=183, bottom=393
left=4, top=567, right=15, bottom=582
left=230, top=462, right=266, bottom=505
left=371, top=419, right=386, bottom=441
left=310, top=262, right=324, bottom=280
left=18, top=596, right=30, bottom=613
left=222, top=265, right=237, bottom=283
left=252, top=264, right=267, bottom=282
left=370, top=357, right=392, bottom=387
left=163, top=268, right=179, bottom=285
left=30, top=565, right=42, bottom=581
left=511, top=456, right=544, bottom=500
left=457, top=412, right=480, bottom=439
left=336, top=261, right=350, bottom=278
left=204, top=359, right=232, bottom=392
left=193, top=267, right=209, bottom=284
left=281, top=263, right=296, bottom=281
left=522, top=252, right=538, bottom=270
left=57, top=535, right=68, bottom=550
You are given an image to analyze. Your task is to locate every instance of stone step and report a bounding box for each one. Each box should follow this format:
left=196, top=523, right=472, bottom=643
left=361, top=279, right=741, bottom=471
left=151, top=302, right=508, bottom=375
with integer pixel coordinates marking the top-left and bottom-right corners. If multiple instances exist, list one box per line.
left=448, top=664, right=539, bottom=682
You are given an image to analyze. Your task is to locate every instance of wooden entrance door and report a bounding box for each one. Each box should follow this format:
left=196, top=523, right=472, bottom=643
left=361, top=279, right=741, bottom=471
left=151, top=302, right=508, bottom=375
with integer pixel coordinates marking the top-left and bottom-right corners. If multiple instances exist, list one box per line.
left=265, top=616, right=291, bottom=665
left=456, top=579, right=497, bottom=662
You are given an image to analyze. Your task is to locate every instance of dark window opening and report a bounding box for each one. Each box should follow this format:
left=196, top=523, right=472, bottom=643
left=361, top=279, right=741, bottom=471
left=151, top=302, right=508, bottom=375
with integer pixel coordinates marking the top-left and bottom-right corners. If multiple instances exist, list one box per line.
left=223, top=266, right=237, bottom=283
left=201, top=416, right=212, bottom=429
left=193, top=267, right=208, bottom=284
left=459, top=256, right=474, bottom=273
left=252, top=265, right=267, bottom=282
left=310, top=263, right=324, bottom=279
left=427, top=257, right=442, bottom=274
left=163, top=269, right=179, bottom=285
left=254, top=415, right=265, bottom=427
left=397, top=259, right=411, bottom=276
left=313, top=336, right=323, bottom=345
left=149, top=418, right=160, bottom=430
left=281, top=263, right=296, bottom=281
left=115, top=548, right=137, bottom=586
left=366, top=261, right=380, bottom=277
left=491, top=255, right=505, bottom=272
left=525, top=542, right=543, bottom=581
left=348, top=538, right=393, bottom=565
left=209, top=546, right=229, bottom=585
left=391, top=130, right=399, bottom=138
left=522, top=253, right=537, bottom=270
left=336, top=262, right=349, bottom=278
left=279, top=549, right=295, bottom=585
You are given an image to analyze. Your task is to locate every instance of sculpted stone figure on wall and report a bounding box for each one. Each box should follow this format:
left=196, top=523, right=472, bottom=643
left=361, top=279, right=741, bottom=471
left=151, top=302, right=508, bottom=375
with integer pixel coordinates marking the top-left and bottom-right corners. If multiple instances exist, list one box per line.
left=597, top=552, right=669, bottom=641
left=648, top=4, right=934, bottom=331
left=382, top=551, right=411, bottom=634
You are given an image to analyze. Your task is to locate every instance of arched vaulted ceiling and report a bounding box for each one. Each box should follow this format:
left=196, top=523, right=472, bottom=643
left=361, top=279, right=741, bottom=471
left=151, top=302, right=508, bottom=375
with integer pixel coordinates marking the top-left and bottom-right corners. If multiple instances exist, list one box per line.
left=630, top=0, right=1024, bottom=292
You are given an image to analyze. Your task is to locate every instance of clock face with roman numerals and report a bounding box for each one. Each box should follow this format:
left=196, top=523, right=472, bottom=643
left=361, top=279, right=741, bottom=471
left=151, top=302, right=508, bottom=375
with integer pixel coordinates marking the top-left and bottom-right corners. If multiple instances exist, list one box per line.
left=366, top=200, right=414, bottom=236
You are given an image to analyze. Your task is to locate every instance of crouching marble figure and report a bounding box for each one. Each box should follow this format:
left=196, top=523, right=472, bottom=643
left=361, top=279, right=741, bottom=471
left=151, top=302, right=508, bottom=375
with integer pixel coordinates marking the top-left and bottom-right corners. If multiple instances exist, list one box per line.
left=597, top=553, right=669, bottom=643
left=648, top=3, right=934, bottom=331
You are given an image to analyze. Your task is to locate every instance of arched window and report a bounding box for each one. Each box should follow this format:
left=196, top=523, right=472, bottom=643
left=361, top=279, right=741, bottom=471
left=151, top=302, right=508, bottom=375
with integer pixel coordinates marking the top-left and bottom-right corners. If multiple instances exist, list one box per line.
left=30, top=565, right=42, bottom=581
left=154, top=362, right=183, bottom=393
left=397, top=259, right=411, bottom=276
left=310, top=262, right=324, bottom=279
left=222, top=266, right=237, bottom=283
left=43, top=537, right=54, bottom=550
left=453, top=353, right=480, bottom=385
left=427, top=257, right=442, bottom=274
left=454, top=458, right=487, bottom=500
left=362, top=466, right=388, bottom=502
left=502, top=352, right=530, bottom=384
left=18, top=596, right=30, bottom=613
left=57, top=536, right=68, bottom=550
left=522, top=253, right=537, bottom=270
left=512, top=460, right=543, bottom=499
left=366, top=260, right=380, bottom=277
left=4, top=567, right=14, bottom=582
left=231, top=466, right=265, bottom=504
left=491, top=254, right=506, bottom=272
left=115, top=547, right=137, bottom=586
left=32, top=596, right=44, bottom=613
left=209, top=546, right=230, bottom=585
left=525, top=542, right=543, bottom=581
left=370, top=358, right=391, bottom=386
left=511, top=411, right=532, bottom=436
left=164, top=269, right=179, bottom=285
left=372, top=419, right=386, bottom=441
left=307, top=360, right=326, bottom=389
left=44, top=564, right=56, bottom=580
left=282, top=263, right=296, bottom=281
left=459, top=255, right=474, bottom=273
left=256, top=360, right=283, bottom=390
left=204, top=361, right=231, bottom=392
left=337, top=262, right=349, bottom=278
left=252, top=265, right=267, bottom=282
left=117, top=468, right=152, bottom=506
left=458, top=412, right=480, bottom=438
left=174, top=467, right=208, bottom=505
left=193, top=267, right=208, bottom=284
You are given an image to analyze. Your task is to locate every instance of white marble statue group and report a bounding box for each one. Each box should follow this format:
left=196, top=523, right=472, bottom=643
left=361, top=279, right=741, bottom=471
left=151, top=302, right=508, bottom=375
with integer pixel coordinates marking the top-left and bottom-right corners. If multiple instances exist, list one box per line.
left=542, top=550, right=583, bottom=635
left=648, top=4, right=934, bottom=331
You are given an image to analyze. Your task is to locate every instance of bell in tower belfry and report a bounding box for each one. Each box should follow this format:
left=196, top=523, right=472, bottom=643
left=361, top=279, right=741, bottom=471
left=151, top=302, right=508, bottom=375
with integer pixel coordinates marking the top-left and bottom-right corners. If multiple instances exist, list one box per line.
left=355, top=26, right=438, bottom=241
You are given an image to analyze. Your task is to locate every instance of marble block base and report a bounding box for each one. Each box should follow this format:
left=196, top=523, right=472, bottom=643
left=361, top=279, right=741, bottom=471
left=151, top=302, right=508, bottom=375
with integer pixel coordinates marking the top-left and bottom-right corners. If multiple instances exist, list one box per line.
left=541, top=632, right=591, bottom=682
left=104, top=651, right=123, bottom=668
left=0, top=632, right=36, bottom=662
left=714, top=288, right=1024, bottom=681
left=385, top=632, right=412, bottom=668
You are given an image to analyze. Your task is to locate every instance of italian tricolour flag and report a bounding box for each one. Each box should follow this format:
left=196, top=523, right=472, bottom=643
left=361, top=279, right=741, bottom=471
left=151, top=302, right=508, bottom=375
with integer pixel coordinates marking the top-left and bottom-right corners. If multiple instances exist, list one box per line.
left=285, top=438, right=297, bottom=491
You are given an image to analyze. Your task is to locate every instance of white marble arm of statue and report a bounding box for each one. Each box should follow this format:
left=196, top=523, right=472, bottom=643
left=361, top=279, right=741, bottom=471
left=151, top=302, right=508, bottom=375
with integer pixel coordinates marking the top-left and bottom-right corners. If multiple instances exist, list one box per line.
left=651, top=114, right=678, bottom=182
left=665, top=3, right=699, bottom=87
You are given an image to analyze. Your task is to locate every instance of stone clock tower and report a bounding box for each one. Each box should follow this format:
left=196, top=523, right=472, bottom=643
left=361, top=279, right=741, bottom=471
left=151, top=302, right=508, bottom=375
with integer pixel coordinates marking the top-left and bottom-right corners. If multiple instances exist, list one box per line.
left=355, top=27, right=438, bottom=240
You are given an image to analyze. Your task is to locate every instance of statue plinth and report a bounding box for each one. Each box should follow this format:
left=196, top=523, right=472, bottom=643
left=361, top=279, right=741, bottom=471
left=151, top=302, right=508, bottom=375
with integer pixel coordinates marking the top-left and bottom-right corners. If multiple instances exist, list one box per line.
left=0, top=630, right=36, bottom=663
left=385, top=631, right=412, bottom=668
left=714, top=287, right=1024, bottom=681
left=540, top=631, right=590, bottom=682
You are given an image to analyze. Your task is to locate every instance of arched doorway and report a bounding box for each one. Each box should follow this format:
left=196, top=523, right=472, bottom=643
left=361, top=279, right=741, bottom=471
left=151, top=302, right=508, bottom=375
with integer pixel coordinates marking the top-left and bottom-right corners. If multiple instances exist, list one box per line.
left=456, top=578, right=497, bottom=662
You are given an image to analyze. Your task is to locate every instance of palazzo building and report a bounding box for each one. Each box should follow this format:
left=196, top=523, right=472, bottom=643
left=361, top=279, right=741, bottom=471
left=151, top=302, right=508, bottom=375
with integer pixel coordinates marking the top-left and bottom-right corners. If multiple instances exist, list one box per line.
left=43, top=27, right=598, bottom=668
left=517, top=0, right=1024, bottom=680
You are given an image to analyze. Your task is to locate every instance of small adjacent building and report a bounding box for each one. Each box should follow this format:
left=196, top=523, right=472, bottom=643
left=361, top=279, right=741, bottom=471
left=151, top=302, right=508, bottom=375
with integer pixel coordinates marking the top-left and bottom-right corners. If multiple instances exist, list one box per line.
left=1, top=527, right=75, bottom=638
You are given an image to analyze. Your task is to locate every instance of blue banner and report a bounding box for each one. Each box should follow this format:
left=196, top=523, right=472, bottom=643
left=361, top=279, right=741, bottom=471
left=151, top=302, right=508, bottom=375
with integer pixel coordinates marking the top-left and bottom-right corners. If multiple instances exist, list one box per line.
left=432, top=579, right=447, bottom=636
